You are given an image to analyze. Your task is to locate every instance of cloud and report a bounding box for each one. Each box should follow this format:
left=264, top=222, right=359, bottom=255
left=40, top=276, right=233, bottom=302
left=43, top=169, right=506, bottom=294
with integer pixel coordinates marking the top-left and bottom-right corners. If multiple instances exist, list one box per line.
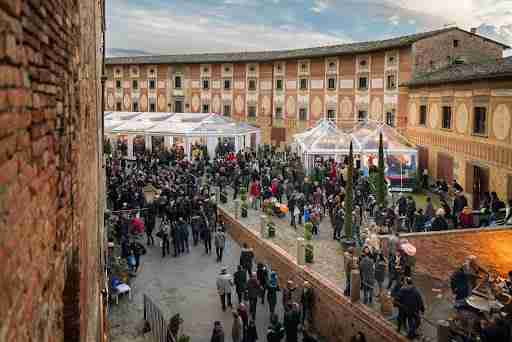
left=107, top=0, right=351, bottom=54
left=388, top=15, right=400, bottom=25
left=311, top=0, right=330, bottom=13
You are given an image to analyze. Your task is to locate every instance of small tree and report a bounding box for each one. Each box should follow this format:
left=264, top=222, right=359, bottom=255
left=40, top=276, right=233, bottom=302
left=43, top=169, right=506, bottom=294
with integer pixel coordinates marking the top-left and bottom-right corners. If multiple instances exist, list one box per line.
left=343, top=141, right=354, bottom=240
left=104, top=138, right=112, bottom=155
left=304, top=222, right=314, bottom=263
left=377, top=131, right=386, bottom=207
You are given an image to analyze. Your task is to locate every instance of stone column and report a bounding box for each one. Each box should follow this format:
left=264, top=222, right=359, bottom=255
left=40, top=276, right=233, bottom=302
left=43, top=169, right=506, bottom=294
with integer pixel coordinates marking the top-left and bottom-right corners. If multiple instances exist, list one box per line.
left=350, top=269, right=361, bottom=303
left=164, top=136, right=172, bottom=150
left=127, top=135, right=134, bottom=159
left=234, top=199, right=240, bottom=219
left=144, top=135, right=152, bottom=153
left=260, top=215, right=267, bottom=237
left=297, top=238, right=305, bottom=265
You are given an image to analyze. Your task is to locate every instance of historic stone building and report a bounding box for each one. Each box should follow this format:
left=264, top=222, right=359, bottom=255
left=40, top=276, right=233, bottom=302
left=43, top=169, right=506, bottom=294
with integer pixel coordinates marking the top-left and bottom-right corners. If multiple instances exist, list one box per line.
left=0, top=0, right=106, bottom=341
left=104, top=27, right=508, bottom=145
left=406, top=56, right=512, bottom=207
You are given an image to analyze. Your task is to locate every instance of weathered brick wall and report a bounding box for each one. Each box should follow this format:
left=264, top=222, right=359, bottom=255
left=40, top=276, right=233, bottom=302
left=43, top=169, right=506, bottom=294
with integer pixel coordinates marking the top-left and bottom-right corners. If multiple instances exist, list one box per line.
left=0, top=1, right=104, bottom=341
left=400, top=228, right=512, bottom=281
left=220, top=209, right=407, bottom=342
left=412, top=30, right=504, bottom=75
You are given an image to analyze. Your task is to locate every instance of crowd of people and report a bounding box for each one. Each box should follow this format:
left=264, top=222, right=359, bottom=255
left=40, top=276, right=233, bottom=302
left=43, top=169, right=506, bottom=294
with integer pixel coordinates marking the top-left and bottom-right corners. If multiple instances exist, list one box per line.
left=106, top=143, right=511, bottom=342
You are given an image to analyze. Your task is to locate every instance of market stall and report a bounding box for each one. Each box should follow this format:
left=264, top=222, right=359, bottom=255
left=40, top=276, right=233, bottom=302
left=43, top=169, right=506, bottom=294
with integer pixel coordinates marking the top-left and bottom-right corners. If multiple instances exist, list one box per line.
left=350, top=120, right=418, bottom=191
left=104, top=112, right=261, bottom=160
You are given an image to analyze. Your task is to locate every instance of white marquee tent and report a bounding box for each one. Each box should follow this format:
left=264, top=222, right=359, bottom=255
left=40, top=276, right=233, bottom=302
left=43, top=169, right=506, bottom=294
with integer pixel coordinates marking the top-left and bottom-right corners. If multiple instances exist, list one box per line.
left=104, top=112, right=261, bottom=159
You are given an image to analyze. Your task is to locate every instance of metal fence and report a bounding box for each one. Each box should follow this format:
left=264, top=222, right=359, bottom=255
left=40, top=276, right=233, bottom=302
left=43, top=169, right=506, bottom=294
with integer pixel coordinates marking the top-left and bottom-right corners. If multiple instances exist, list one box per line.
left=143, top=294, right=167, bottom=342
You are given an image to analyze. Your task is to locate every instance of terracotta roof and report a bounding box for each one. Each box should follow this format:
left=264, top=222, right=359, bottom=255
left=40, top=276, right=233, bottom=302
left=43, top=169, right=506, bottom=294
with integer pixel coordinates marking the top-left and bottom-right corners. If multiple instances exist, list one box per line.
left=106, top=27, right=508, bottom=65
left=405, top=56, right=512, bottom=86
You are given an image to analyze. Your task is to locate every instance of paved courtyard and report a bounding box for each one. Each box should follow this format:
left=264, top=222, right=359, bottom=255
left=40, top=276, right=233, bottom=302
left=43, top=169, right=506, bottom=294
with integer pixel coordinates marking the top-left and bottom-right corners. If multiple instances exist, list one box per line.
left=109, top=233, right=284, bottom=342
left=218, top=190, right=453, bottom=341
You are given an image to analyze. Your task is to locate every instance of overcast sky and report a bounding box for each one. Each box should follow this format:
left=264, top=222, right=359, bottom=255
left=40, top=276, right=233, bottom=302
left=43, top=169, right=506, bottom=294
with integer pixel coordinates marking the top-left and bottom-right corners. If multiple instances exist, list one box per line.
left=106, top=0, right=512, bottom=57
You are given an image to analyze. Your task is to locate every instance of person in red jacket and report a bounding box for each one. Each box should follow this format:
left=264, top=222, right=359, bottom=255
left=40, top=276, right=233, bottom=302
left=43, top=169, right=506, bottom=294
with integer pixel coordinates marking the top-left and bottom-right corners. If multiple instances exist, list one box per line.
left=250, top=180, right=261, bottom=210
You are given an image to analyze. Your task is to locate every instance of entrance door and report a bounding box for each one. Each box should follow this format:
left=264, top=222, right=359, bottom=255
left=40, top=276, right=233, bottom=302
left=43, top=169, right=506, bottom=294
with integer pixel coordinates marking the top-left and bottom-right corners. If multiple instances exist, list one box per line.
left=472, top=165, right=489, bottom=209
left=250, top=133, right=256, bottom=149
left=436, top=152, right=453, bottom=183
left=418, top=146, right=429, bottom=173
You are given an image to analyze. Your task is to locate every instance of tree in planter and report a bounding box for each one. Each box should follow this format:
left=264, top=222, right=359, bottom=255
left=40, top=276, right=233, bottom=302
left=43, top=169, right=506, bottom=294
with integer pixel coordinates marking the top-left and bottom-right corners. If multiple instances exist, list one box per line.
left=104, top=138, right=112, bottom=155
left=263, top=201, right=276, bottom=237
left=376, top=131, right=386, bottom=208
left=240, top=187, right=248, bottom=217
left=342, top=141, right=355, bottom=248
left=304, top=222, right=314, bottom=263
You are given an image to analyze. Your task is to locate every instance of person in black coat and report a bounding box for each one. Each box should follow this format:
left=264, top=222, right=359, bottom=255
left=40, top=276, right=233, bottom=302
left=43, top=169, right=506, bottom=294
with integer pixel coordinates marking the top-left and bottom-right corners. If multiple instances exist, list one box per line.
left=283, top=304, right=301, bottom=342
left=396, top=278, right=425, bottom=339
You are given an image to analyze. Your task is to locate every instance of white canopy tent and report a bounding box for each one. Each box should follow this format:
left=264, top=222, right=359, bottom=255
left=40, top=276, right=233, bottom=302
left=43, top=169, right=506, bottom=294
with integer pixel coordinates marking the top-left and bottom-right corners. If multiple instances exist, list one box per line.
left=104, top=112, right=261, bottom=159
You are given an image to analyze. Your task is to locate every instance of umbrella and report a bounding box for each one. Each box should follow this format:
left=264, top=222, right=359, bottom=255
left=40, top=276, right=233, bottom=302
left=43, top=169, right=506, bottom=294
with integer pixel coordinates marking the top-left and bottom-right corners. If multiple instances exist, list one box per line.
left=400, top=242, right=416, bottom=256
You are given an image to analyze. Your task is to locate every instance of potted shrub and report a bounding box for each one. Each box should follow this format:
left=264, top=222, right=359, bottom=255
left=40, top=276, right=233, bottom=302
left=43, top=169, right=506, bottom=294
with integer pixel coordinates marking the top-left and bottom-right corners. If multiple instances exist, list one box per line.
left=304, top=222, right=314, bottom=263
left=267, top=220, right=276, bottom=238
left=241, top=201, right=248, bottom=218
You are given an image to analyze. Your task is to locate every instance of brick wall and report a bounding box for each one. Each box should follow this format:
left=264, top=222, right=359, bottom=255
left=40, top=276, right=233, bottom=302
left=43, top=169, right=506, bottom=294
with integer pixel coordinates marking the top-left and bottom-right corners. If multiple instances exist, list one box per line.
left=412, top=29, right=504, bottom=75
left=0, top=0, right=104, bottom=341
left=400, top=228, right=512, bottom=281
left=220, top=209, right=407, bottom=342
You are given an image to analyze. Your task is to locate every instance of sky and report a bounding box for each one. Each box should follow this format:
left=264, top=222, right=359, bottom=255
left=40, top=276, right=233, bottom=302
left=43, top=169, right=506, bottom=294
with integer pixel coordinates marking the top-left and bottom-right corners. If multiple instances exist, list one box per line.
left=106, top=0, right=512, bottom=57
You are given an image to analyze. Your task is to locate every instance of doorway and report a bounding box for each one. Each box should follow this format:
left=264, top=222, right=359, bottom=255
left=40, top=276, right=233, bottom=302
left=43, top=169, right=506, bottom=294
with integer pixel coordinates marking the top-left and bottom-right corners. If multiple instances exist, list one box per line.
left=472, top=165, right=489, bottom=209
left=436, top=152, right=453, bottom=183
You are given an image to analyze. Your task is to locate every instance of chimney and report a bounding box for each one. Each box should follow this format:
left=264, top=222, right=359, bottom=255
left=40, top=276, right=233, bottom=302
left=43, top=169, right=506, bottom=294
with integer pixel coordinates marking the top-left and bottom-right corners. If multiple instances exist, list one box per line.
left=470, top=27, right=477, bottom=34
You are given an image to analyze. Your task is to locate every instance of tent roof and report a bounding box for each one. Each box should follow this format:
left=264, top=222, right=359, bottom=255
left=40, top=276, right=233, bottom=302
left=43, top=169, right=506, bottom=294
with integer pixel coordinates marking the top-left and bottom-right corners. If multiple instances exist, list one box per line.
left=349, top=120, right=416, bottom=152
left=106, top=112, right=259, bottom=137
left=294, top=119, right=362, bottom=153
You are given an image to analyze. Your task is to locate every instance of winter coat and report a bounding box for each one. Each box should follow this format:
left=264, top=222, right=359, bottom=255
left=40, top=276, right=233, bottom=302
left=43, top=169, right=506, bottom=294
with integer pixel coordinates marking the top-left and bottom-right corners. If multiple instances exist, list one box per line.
left=374, top=259, right=387, bottom=284
left=359, top=255, right=375, bottom=285
left=397, top=285, right=425, bottom=316
left=246, top=278, right=261, bottom=300
left=245, top=324, right=258, bottom=342
left=211, top=327, right=225, bottom=342
left=232, top=317, right=243, bottom=342
left=300, top=288, right=314, bottom=311
left=267, top=322, right=285, bottom=342
left=240, top=248, right=254, bottom=268
left=216, top=274, right=234, bottom=295
left=234, top=270, right=247, bottom=293
left=214, top=232, right=226, bottom=248
left=431, top=216, right=448, bottom=231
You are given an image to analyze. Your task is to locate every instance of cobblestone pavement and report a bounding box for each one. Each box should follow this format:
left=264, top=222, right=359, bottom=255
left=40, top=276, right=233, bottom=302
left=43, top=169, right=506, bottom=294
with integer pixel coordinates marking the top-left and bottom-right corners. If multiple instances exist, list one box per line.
left=109, top=230, right=284, bottom=342
left=219, top=190, right=453, bottom=341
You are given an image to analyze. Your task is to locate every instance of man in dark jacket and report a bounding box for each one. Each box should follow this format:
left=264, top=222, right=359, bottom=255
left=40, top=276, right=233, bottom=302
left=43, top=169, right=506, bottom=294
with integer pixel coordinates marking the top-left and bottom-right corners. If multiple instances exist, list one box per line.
left=240, top=243, right=255, bottom=277
left=234, top=265, right=248, bottom=304
left=288, top=191, right=297, bottom=228
left=396, top=278, right=425, bottom=339
left=283, top=303, right=301, bottom=342
left=256, top=263, right=269, bottom=304
left=246, top=273, right=261, bottom=320
left=300, top=282, right=314, bottom=327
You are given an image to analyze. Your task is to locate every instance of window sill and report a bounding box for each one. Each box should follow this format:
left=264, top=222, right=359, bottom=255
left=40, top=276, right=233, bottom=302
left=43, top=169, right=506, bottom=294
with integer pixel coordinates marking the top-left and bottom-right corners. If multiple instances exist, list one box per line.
left=358, top=88, right=368, bottom=91
left=440, top=127, right=452, bottom=132
left=472, top=132, right=488, bottom=138
left=327, top=88, right=336, bottom=91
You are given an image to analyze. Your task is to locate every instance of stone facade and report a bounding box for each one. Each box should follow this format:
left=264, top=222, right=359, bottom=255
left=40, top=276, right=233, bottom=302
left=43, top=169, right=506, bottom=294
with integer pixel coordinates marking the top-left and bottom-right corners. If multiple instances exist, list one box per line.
left=0, top=1, right=105, bottom=341
left=105, top=28, right=507, bottom=146
left=407, top=79, right=512, bottom=206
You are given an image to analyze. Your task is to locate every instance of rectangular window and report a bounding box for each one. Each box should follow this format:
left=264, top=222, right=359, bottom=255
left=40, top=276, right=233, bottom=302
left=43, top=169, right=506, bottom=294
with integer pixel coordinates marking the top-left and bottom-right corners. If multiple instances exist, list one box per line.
left=299, top=78, right=308, bottom=90
left=132, top=102, right=139, bottom=112
left=116, top=80, right=122, bottom=89
left=223, top=104, right=231, bottom=117
left=175, top=76, right=182, bottom=89
left=248, top=79, right=257, bottom=91
left=386, top=74, right=396, bottom=90
left=276, top=79, right=283, bottom=90
left=224, top=79, right=231, bottom=90
left=248, top=106, right=256, bottom=118
left=299, top=108, right=307, bottom=121
left=116, top=102, right=122, bottom=111
left=132, top=80, right=138, bottom=90
left=473, top=107, right=487, bottom=135
left=419, top=105, right=427, bottom=125
left=175, top=100, right=183, bottom=113
left=442, top=106, right=452, bottom=129
left=453, top=39, right=459, bottom=48
left=202, top=104, right=209, bottom=113
left=328, top=78, right=336, bottom=90
left=358, top=77, right=368, bottom=90
left=149, top=79, right=156, bottom=90
left=202, top=79, right=209, bottom=90
left=358, top=110, right=368, bottom=121
left=149, top=103, right=156, bottom=112
left=327, top=109, right=336, bottom=121
left=386, top=111, right=395, bottom=127
left=275, top=107, right=283, bottom=119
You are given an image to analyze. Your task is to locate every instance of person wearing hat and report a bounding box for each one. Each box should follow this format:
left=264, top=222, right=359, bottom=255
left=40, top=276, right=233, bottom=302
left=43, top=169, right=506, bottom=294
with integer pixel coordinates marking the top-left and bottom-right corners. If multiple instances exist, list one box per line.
left=216, top=267, right=234, bottom=311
